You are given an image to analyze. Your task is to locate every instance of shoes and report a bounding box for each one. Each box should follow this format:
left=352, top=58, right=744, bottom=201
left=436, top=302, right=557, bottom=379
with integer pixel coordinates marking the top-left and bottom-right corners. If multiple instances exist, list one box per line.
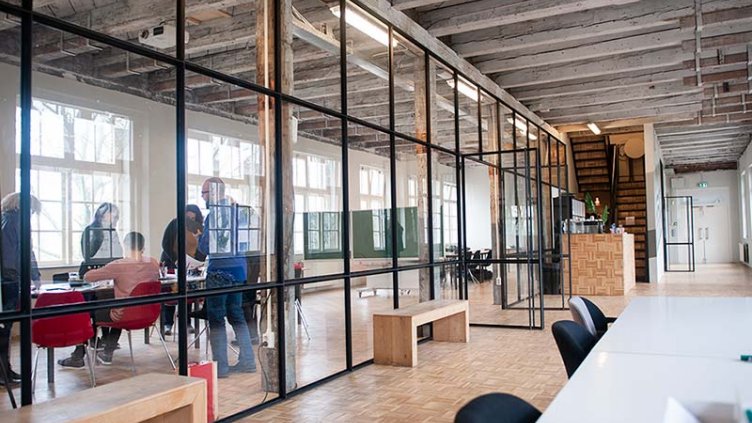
left=229, top=364, right=257, bottom=374
left=187, top=325, right=195, bottom=334
left=58, top=356, right=85, bottom=368
left=164, top=325, right=173, bottom=336
left=8, top=369, right=21, bottom=383
left=230, top=339, right=238, bottom=347
left=97, top=351, right=113, bottom=365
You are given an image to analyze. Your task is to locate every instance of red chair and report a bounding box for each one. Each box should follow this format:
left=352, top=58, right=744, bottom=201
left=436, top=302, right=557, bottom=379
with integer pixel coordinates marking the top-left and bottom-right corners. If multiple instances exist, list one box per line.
left=97, top=281, right=175, bottom=375
left=32, top=291, right=95, bottom=390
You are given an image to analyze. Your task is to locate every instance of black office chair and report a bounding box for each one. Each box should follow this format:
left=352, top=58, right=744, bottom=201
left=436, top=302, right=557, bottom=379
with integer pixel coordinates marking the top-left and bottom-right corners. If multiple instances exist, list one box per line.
left=581, top=296, right=617, bottom=336
left=455, top=393, right=541, bottom=423
left=552, top=320, right=597, bottom=379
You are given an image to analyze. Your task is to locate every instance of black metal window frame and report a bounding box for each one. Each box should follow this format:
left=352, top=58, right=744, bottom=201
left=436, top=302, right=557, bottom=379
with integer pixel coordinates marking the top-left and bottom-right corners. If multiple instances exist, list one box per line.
left=0, top=0, right=565, bottom=417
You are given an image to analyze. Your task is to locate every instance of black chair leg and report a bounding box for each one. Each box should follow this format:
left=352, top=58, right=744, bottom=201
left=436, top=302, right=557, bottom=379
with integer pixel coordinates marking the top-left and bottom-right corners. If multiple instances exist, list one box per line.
left=0, top=356, right=18, bottom=409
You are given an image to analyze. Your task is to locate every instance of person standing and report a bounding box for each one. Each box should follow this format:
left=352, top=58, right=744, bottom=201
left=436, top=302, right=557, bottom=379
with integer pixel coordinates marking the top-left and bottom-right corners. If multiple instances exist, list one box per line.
left=159, top=204, right=205, bottom=335
left=0, top=193, right=42, bottom=384
left=59, top=232, right=159, bottom=366
left=198, top=177, right=256, bottom=378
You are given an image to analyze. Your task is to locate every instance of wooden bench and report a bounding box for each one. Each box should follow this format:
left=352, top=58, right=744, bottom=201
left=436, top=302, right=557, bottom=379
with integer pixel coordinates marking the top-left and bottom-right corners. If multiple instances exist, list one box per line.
left=373, top=299, right=469, bottom=367
left=7, top=373, right=207, bottom=423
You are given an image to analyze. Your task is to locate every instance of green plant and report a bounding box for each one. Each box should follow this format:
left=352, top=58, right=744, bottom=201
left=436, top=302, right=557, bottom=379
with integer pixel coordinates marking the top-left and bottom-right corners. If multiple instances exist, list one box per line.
left=584, top=192, right=596, bottom=214
left=601, top=205, right=609, bottom=223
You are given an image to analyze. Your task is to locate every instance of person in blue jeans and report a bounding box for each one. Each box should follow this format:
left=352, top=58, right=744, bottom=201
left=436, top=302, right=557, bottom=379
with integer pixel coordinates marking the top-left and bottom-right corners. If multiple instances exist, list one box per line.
left=199, top=177, right=256, bottom=378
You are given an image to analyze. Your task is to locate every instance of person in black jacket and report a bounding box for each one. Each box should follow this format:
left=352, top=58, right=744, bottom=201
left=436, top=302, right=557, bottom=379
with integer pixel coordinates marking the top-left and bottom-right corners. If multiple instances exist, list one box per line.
left=0, top=193, right=41, bottom=385
left=81, top=202, right=122, bottom=263
left=160, top=204, right=205, bottom=335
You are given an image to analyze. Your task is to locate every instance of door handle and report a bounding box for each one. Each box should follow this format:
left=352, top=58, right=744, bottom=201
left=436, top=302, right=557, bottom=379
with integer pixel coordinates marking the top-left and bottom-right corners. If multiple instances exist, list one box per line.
left=697, top=228, right=703, bottom=240
left=705, top=227, right=709, bottom=240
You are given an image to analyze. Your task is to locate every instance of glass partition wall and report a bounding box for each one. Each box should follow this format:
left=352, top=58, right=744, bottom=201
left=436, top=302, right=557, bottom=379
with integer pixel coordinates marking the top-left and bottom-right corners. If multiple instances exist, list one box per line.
left=0, top=0, right=564, bottom=418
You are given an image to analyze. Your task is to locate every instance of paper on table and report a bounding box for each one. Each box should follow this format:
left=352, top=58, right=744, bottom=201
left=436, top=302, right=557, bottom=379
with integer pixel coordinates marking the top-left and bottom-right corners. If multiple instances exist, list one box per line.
left=664, top=397, right=702, bottom=423
left=186, top=254, right=204, bottom=270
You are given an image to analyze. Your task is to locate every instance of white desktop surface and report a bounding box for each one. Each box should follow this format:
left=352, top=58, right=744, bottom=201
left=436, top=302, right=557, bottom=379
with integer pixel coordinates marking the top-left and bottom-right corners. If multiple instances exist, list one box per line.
left=538, top=352, right=752, bottom=423
left=594, top=296, right=752, bottom=359
left=540, top=296, right=752, bottom=422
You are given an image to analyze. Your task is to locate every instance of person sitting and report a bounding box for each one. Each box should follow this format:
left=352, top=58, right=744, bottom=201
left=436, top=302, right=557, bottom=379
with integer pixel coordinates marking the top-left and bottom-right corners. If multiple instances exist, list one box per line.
left=59, top=232, right=159, bottom=367
left=80, top=203, right=123, bottom=279
left=159, top=204, right=205, bottom=335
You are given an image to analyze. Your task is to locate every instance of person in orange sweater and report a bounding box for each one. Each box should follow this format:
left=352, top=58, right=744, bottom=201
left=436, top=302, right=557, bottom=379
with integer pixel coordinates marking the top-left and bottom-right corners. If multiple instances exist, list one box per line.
left=58, top=232, right=159, bottom=367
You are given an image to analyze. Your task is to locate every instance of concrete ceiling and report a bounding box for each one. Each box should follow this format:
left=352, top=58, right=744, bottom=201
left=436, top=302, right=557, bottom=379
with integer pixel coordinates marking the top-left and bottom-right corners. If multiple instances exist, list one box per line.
left=396, top=0, right=752, bottom=170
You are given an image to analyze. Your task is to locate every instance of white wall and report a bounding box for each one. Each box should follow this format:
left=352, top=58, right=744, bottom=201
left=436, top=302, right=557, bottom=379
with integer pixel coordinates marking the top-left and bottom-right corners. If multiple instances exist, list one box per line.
left=464, top=165, right=492, bottom=250
left=670, top=170, right=740, bottom=263
left=644, top=124, right=664, bottom=283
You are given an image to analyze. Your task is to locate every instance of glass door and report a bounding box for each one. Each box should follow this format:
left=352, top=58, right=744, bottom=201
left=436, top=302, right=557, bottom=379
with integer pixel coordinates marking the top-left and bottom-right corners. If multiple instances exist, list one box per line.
left=664, top=196, right=695, bottom=272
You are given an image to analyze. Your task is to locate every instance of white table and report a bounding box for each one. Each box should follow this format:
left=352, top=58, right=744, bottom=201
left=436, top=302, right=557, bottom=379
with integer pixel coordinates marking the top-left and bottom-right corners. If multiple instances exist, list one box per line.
left=539, top=297, right=752, bottom=422
left=595, top=296, right=752, bottom=359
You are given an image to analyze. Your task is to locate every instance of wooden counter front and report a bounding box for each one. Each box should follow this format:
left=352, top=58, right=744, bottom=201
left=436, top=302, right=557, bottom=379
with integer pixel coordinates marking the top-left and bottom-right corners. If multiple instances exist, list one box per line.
left=563, top=233, right=635, bottom=296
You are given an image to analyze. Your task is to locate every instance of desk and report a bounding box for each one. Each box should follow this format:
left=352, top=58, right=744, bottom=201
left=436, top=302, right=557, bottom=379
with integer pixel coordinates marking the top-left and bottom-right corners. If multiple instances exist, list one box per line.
left=539, top=297, right=752, bottom=422
left=594, top=296, right=752, bottom=359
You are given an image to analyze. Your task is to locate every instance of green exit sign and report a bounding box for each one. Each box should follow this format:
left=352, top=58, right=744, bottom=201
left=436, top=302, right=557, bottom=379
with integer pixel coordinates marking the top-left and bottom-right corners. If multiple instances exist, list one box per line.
left=697, top=181, right=708, bottom=188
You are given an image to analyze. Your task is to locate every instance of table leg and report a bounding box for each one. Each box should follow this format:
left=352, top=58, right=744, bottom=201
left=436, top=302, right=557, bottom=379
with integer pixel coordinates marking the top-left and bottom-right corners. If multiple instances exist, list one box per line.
left=144, top=328, right=150, bottom=344
left=46, top=347, right=54, bottom=384
left=193, top=303, right=200, bottom=350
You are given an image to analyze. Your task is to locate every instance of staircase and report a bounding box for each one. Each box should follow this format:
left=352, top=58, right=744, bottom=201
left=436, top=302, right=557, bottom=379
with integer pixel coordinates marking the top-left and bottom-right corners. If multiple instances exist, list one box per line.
left=570, top=136, right=610, bottom=194
left=615, top=159, right=648, bottom=282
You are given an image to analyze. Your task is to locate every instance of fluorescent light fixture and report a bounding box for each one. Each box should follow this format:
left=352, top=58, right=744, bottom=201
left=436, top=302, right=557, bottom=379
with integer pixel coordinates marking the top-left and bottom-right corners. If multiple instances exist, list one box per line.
left=330, top=5, right=394, bottom=47
left=587, top=122, right=601, bottom=135
left=507, top=117, right=537, bottom=140
left=447, top=78, right=479, bottom=102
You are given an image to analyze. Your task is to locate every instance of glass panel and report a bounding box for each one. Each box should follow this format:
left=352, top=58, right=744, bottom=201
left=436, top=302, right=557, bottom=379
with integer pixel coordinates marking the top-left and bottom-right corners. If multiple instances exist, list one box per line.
left=434, top=263, right=461, bottom=300
left=343, top=1, right=389, bottom=127
left=429, top=58, right=455, bottom=151
left=290, top=0, right=341, bottom=110
left=350, top=272, right=394, bottom=364
left=285, top=102, right=344, bottom=278
left=0, top=317, right=22, bottom=411
left=457, top=76, right=479, bottom=154
left=397, top=268, right=429, bottom=308
left=480, top=92, right=497, bottom=153
left=185, top=72, right=274, bottom=288
left=665, top=196, right=694, bottom=271
left=286, top=280, right=346, bottom=389
left=431, top=150, right=458, bottom=260
left=34, top=0, right=175, bottom=56
left=200, top=287, right=279, bottom=416
left=395, top=138, right=428, bottom=264
left=1, top=21, right=21, bottom=314
left=500, top=104, right=514, bottom=152
left=29, top=25, right=176, bottom=310
left=349, top=124, right=392, bottom=271
left=29, top=299, right=181, bottom=406
left=392, top=34, right=425, bottom=140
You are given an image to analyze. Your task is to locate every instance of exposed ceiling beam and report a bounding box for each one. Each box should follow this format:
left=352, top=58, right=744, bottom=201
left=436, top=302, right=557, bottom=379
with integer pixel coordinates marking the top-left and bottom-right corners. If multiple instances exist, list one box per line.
left=473, top=29, right=688, bottom=74
left=419, top=0, right=641, bottom=37
left=495, top=47, right=693, bottom=89
left=449, top=0, right=692, bottom=58
left=528, top=81, right=701, bottom=113
left=671, top=162, right=738, bottom=172
left=546, top=103, right=703, bottom=125
left=540, top=93, right=704, bottom=122
left=390, top=0, right=451, bottom=10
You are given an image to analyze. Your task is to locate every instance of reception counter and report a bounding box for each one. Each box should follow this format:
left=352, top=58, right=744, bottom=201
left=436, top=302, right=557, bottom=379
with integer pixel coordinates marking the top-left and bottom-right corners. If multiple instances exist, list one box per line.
left=563, top=233, right=636, bottom=296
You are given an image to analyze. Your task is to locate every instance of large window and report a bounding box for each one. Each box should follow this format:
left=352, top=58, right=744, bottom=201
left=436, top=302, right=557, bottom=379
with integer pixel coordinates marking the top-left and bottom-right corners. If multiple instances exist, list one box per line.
left=186, top=129, right=264, bottom=211
left=293, top=152, right=340, bottom=255
left=360, top=165, right=387, bottom=250
left=15, top=98, right=132, bottom=265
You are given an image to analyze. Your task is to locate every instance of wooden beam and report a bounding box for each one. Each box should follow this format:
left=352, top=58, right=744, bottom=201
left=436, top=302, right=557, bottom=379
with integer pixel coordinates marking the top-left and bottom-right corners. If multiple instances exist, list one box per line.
left=540, top=93, right=704, bottom=121
left=390, top=0, right=450, bottom=10
left=545, top=103, right=703, bottom=125
left=474, top=29, right=688, bottom=74
left=671, top=161, right=738, bottom=172
left=419, top=0, right=641, bottom=37
left=511, top=66, right=692, bottom=102
left=528, top=82, right=701, bottom=113
left=449, top=0, right=692, bottom=58
left=496, top=47, right=693, bottom=89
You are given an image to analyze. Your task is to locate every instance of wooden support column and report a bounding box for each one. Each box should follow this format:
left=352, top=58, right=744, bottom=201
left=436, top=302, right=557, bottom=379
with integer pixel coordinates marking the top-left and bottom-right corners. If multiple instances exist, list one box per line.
left=257, top=0, right=296, bottom=394
left=486, top=104, right=503, bottom=305
left=414, top=54, right=431, bottom=302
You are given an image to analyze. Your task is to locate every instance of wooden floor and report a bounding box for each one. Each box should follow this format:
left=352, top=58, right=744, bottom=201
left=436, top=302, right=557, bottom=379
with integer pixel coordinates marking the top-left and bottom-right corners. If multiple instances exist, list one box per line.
left=2, top=264, right=751, bottom=421
left=242, top=264, right=752, bottom=422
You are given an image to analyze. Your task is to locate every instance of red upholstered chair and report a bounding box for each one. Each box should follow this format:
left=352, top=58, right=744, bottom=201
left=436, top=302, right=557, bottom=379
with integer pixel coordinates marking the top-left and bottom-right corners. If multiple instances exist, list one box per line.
left=32, top=291, right=95, bottom=390
left=98, top=281, right=175, bottom=374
